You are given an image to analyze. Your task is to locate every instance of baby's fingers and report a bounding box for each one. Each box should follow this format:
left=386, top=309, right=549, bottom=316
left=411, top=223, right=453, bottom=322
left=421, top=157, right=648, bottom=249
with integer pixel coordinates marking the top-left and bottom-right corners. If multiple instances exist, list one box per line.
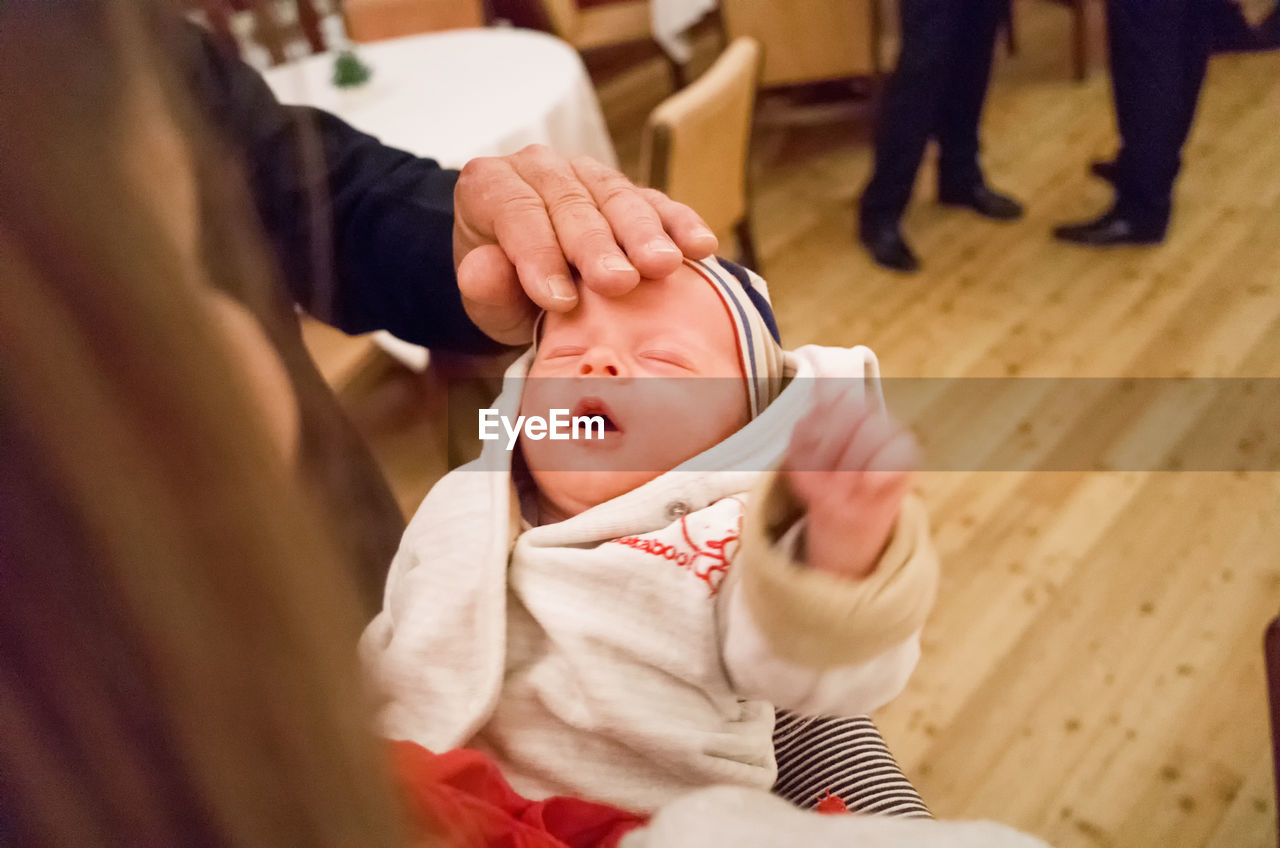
left=833, top=407, right=900, bottom=471
left=787, top=387, right=874, bottom=469
left=789, top=412, right=872, bottom=473
left=867, top=430, right=921, bottom=474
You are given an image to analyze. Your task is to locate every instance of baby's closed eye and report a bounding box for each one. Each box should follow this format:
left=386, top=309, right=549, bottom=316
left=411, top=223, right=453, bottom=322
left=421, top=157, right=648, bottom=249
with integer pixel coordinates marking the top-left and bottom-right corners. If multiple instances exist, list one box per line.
left=541, top=346, right=586, bottom=360
left=638, top=349, right=696, bottom=371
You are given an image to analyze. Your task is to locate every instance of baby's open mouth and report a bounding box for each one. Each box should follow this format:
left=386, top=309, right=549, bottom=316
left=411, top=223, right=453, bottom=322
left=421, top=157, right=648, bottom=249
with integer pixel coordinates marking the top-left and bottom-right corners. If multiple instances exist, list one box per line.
left=572, top=397, right=621, bottom=432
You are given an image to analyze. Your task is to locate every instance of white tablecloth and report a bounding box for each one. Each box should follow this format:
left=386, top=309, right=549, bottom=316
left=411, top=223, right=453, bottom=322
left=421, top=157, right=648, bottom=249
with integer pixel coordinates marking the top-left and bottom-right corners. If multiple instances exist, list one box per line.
left=263, top=28, right=619, bottom=370
left=264, top=27, right=617, bottom=169
left=651, top=0, right=718, bottom=63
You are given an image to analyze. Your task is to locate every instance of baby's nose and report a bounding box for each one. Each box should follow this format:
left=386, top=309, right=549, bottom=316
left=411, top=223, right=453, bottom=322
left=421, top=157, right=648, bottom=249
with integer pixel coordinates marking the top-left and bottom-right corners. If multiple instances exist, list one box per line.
left=578, top=346, right=624, bottom=377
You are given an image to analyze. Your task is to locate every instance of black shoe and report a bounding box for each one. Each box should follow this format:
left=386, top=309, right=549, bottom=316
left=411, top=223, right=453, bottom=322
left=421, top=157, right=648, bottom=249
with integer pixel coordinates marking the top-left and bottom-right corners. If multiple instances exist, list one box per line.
left=1090, top=160, right=1118, bottom=183
left=858, top=223, right=920, bottom=272
left=1052, top=210, right=1166, bottom=246
left=938, top=183, right=1024, bottom=220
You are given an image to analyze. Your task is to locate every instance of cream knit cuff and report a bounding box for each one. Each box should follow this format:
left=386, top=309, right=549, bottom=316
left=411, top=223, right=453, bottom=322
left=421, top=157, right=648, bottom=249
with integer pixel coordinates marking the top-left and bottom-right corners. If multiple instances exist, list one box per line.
left=739, top=472, right=939, bottom=668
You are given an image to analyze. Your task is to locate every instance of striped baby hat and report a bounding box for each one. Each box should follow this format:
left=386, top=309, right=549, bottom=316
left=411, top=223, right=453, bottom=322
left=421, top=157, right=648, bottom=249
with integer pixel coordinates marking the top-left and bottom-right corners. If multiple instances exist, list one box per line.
left=529, top=256, right=785, bottom=419
left=686, top=256, right=784, bottom=419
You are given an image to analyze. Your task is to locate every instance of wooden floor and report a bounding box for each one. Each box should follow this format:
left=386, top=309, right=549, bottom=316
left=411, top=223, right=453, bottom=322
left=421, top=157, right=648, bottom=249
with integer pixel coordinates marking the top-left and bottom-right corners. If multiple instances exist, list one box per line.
left=323, top=6, right=1280, bottom=846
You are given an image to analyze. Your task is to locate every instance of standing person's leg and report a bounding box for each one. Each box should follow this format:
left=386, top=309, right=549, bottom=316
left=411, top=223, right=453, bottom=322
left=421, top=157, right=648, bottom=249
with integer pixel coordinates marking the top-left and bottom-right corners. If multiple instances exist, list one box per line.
left=1056, top=0, right=1201, bottom=244
left=1172, top=0, right=1214, bottom=165
left=1112, top=0, right=1197, bottom=230
left=934, top=0, right=1022, bottom=220
left=858, top=0, right=964, bottom=272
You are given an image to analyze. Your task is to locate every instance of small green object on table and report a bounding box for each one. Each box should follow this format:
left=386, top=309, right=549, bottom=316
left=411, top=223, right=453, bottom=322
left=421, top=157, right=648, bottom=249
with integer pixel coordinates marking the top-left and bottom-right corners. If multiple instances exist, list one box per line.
left=333, top=50, right=373, bottom=88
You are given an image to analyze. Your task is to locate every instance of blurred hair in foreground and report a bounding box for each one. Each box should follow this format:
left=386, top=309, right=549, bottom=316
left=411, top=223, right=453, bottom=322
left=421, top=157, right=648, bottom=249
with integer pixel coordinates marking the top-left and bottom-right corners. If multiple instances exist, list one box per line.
left=0, top=1, right=413, bottom=844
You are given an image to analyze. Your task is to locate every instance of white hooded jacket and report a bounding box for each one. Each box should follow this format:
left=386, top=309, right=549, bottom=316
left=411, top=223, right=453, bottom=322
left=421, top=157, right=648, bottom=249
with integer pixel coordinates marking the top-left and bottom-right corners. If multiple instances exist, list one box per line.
left=360, top=343, right=938, bottom=811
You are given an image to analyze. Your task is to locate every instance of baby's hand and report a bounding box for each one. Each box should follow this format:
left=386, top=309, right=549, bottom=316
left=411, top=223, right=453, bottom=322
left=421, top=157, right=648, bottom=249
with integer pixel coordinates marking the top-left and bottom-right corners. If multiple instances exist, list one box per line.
left=782, top=384, right=918, bottom=580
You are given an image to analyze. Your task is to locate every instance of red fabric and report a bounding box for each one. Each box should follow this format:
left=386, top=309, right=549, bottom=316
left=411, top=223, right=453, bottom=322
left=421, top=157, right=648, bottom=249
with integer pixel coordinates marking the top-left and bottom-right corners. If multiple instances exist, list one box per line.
left=391, top=741, right=648, bottom=848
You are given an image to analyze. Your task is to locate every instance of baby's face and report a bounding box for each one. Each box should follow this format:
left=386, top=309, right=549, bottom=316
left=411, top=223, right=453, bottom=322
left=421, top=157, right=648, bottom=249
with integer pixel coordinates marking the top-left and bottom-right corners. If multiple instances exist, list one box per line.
left=520, top=264, right=749, bottom=520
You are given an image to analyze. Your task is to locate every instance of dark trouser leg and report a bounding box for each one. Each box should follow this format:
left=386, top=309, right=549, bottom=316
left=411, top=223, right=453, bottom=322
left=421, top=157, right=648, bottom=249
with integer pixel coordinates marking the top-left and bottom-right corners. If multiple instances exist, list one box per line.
left=1108, top=0, right=1213, bottom=230
left=935, top=0, right=1006, bottom=193
left=859, top=0, right=965, bottom=228
left=1174, top=1, right=1213, bottom=153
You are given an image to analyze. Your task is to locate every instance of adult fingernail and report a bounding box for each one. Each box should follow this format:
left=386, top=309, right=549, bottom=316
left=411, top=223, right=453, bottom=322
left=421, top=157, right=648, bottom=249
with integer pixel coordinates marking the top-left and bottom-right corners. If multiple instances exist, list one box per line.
left=601, top=254, right=636, bottom=274
left=545, top=274, right=576, bottom=302
left=645, top=238, right=682, bottom=256
left=692, top=228, right=717, bottom=245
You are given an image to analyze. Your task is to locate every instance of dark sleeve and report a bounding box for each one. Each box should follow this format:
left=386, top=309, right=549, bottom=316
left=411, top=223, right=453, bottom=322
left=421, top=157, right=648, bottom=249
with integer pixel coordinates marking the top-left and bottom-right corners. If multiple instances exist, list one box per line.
left=180, top=23, right=503, bottom=353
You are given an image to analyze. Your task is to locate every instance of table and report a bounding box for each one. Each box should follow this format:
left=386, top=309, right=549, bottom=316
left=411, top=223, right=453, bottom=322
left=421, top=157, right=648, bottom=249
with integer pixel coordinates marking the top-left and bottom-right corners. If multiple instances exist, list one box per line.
left=651, top=0, right=718, bottom=64
left=263, top=27, right=619, bottom=372
left=263, top=27, right=617, bottom=169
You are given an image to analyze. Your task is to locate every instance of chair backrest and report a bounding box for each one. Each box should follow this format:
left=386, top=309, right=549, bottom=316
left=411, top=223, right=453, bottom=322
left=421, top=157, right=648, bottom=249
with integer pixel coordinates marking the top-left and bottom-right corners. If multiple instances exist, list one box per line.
left=200, top=0, right=327, bottom=66
left=344, top=0, right=484, bottom=42
left=486, top=0, right=653, bottom=51
left=719, top=0, right=878, bottom=87
left=487, top=0, right=586, bottom=41
left=541, top=0, right=584, bottom=38
left=639, top=37, right=761, bottom=245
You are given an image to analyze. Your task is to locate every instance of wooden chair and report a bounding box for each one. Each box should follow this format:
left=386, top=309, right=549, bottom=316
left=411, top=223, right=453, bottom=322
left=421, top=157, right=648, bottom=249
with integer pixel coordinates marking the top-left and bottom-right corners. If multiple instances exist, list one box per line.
left=639, top=37, right=761, bottom=269
left=344, top=0, right=485, bottom=42
left=539, top=0, right=651, bottom=51
left=1006, top=0, right=1095, bottom=81
left=200, top=0, right=328, bottom=65
left=1049, top=0, right=1092, bottom=82
left=718, top=0, right=881, bottom=89
left=489, top=0, right=688, bottom=87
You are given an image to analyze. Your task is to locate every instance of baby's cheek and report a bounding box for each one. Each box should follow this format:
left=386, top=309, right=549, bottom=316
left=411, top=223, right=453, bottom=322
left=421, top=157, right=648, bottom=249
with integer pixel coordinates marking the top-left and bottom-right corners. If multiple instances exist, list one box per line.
left=680, top=378, right=749, bottom=425
left=518, top=378, right=564, bottom=421
left=636, top=381, right=747, bottom=458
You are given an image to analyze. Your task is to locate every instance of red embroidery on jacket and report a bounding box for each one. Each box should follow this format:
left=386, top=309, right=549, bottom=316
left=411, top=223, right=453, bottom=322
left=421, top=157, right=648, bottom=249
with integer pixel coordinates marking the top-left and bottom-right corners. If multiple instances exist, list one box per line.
left=608, top=502, right=743, bottom=596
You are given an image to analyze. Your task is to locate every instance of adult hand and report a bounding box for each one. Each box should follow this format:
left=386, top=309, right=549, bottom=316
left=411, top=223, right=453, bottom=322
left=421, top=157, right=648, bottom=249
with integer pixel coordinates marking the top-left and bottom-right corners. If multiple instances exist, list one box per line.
left=453, top=145, right=719, bottom=345
left=782, top=385, right=919, bottom=580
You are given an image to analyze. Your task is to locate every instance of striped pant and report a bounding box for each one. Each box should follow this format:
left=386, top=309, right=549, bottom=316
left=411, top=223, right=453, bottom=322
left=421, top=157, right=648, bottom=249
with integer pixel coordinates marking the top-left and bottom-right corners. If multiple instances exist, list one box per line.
left=772, top=711, right=931, bottom=818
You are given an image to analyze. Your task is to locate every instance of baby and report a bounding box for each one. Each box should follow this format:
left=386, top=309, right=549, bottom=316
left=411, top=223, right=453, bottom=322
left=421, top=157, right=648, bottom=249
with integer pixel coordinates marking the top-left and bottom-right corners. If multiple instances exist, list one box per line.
left=360, top=257, right=938, bottom=812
